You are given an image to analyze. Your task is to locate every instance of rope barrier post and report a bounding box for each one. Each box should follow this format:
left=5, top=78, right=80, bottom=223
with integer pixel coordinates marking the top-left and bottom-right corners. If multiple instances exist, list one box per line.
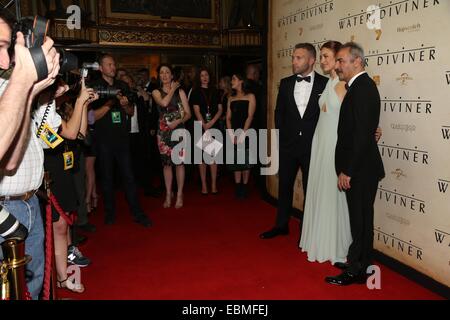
left=42, top=172, right=76, bottom=300
left=42, top=171, right=56, bottom=300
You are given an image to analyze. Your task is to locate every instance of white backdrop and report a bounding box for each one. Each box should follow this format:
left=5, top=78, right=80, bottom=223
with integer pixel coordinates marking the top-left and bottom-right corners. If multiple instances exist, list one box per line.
left=267, top=0, right=450, bottom=287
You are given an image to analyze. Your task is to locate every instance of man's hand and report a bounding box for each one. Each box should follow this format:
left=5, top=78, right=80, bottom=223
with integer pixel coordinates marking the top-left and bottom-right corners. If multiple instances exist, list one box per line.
left=118, top=94, right=129, bottom=108
left=338, top=173, right=351, bottom=191
left=13, top=32, right=60, bottom=91
left=375, top=126, right=382, bottom=143
left=137, top=87, right=150, bottom=101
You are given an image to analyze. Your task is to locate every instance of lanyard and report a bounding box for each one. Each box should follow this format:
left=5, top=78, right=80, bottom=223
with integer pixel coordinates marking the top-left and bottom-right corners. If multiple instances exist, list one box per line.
left=200, top=88, right=212, bottom=114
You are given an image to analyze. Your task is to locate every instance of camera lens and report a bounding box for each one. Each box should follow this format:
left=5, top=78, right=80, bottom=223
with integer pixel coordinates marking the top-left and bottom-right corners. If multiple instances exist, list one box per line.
left=58, top=50, right=78, bottom=74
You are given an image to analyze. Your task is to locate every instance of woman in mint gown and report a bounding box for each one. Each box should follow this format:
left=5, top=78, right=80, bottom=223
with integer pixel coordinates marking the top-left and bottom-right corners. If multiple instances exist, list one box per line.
left=299, top=41, right=351, bottom=264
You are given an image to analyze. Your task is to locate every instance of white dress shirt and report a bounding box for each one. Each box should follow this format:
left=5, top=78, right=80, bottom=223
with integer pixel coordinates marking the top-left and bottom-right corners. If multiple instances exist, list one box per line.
left=294, top=71, right=315, bottom=118
left=130, top=104, right=139, bottom=133
left=0, top=79, right=61, bottom=196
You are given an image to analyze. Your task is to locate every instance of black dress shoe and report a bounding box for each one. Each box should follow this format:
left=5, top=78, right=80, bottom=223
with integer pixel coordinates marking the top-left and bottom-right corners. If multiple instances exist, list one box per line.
left=333, top=262, right=350, bottom=270
left=134, top=214, right=152, bottom=227
left=259, top=227, right=289, bottom=239
left=325, top=271, right=367, bottom=286
left=104, top=217, right=115, bottom=225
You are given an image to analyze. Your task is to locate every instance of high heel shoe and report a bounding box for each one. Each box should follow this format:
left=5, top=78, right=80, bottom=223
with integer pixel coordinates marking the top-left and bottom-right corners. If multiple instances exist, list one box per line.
left=57, top=277, right=85, bottom=293
left=163, top=193, right=173, bottom=208
left=175, top=193, right=184, bottom=209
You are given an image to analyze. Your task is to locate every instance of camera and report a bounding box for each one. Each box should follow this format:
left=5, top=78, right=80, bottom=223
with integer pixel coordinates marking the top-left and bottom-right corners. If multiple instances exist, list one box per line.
left=10, top=16, right=78, bottom=77
left=92, top=85, right=121, bottom=100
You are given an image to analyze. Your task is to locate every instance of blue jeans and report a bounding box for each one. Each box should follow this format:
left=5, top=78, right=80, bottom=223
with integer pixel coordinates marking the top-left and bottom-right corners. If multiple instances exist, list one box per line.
left=0, top=195, right=44, bottom=300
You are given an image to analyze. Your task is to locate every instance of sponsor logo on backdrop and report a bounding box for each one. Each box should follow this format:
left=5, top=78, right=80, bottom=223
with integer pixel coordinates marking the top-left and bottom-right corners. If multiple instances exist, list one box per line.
left=397, top=23, right=421, bottom=33
left=382, top=97, right=432, bottom=115
left=378, top=186, right=426, bottom=214
left=391, top=169, right=407, bottom=180
left=390, top=123, right=416, bottom=133
left=278, top=1, right=334, bottom=27
left=437, top=179, right=449, bottom=194
left=442, top=126, right=450, bottom=140
left=373, top=75, right=381, bottom=85
left=434, top=229, right=450, bottom=247
left=338, top=0, right=440, bottom=29
left=446, top=71, right=450, bottom=85
left=379, top=143, right=429, bottom=165
left=396, top=73, right=413, bottom=85
left=375, top=227, right=423, bottom=261
left=365, top=45, right=436, bottom=67
left=386, top=213, right=410, bottom=226
left=309, top=23, right=324, bottom=31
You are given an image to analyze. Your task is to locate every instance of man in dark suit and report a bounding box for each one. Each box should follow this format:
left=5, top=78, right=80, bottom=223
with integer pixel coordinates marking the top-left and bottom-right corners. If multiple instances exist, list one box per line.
left=260, top=43, right=328, bottom=239
left=326, top=42, right=385, bottom=285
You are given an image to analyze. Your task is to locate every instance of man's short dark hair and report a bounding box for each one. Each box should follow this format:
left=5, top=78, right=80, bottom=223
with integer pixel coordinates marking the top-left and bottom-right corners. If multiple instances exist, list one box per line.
left=294, top=43, right=317, bottom=60
left=98, top=53, right=114, bottom=65
left=0, top=10, right=14, bottom=30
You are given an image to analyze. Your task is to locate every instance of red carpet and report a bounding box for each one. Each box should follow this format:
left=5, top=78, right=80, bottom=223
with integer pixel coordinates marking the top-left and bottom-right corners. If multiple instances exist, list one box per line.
left=58, top=176, right=443, bottom=300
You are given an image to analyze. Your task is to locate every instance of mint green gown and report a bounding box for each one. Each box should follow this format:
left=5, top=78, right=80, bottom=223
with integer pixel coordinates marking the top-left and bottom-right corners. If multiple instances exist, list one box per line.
left=299, top=76, right=352, bottom=264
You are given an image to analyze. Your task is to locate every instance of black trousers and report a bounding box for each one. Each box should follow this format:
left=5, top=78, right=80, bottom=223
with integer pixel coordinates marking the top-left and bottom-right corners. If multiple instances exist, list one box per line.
left=345, top=176, right=379, bottom=275
left=276, top=148, right=311, bottom=229
left=130, top=132, right=152, bottom=191
left=97, top=142, right=143, bottom=219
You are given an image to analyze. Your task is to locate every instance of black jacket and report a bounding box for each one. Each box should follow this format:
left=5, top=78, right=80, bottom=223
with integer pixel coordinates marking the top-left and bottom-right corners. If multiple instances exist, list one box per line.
left=335, top=72, right=385, bottom=180
left=274, top=72, right=328, bottom=152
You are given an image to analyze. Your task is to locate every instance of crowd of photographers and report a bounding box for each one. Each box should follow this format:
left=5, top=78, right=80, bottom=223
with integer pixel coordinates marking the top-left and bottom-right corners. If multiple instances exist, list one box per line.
left=0, top=8, right=266, bottom=298
left=0, top=11, right=103, bottom=297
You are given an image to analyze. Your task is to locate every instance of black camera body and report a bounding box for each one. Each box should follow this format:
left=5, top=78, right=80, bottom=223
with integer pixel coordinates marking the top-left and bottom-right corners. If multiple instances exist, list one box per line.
left=10, top=16, right=77, bottom=77
left=92, top=85, right=120, bottom=100
left=90, top=84, right=138, bottom=105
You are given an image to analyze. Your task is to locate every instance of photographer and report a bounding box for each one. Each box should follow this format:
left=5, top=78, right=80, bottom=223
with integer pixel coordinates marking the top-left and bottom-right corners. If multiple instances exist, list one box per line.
left=90, top=54, right=151, bottom=227
left=0, top=12, right=59, bottom=166
left=121, top=74, right=154, bottom=196
left=0, top=12, right=60, bottom=300
left=38, top=78, right=98, bottom=293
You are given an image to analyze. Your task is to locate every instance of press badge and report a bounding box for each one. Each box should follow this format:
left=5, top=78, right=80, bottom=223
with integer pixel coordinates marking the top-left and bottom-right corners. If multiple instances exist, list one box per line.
left=40, top=123, right=64, bottom=149
left=111, top=111, right=122, bottom=124
left=63, top=151, right=74, bottom=171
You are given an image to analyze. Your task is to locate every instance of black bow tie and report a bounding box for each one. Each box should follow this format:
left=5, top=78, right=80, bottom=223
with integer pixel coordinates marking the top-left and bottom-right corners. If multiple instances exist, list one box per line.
left=345, top=83, right=350, bottom=90
left=296, top=76, right=311, bottom=83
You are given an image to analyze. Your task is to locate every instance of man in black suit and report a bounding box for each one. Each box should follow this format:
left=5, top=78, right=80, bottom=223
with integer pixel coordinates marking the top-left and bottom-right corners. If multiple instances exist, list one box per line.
left=260, top=43, right=328, bottom=239
left=326, top=42, right=385, bottom=285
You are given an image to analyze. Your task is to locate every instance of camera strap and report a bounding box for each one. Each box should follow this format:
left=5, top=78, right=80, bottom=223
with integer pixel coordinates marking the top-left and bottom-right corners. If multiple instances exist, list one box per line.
left=29, top=47, right=48, bottom=82
left=29, top=16, right=50, bottom=82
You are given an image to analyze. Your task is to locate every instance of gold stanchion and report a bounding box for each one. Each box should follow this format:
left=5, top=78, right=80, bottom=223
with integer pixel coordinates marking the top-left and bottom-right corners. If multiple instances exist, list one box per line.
left=0, top=239, right=31, bottom=300
left=1, top=261, right=10, bottom=300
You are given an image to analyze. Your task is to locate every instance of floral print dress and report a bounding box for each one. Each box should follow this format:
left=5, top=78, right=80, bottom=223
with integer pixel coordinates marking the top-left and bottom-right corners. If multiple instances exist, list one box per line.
left=156, top=89, right=186, bottom=166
